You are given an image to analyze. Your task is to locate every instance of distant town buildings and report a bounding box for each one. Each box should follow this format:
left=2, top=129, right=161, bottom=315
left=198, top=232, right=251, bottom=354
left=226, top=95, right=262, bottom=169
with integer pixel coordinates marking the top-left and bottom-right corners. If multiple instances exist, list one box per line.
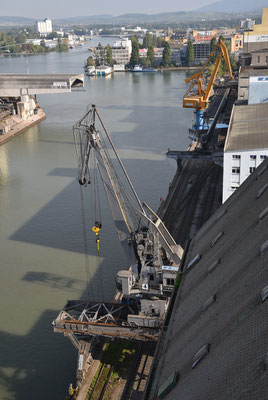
left=167, top=32, right=188, bottom=49
left=120, top=26, right=148, bottom=35
left=243, top=8, right=268, bottom=52
left=139, top=47, right=164, bottom=65
left=240, top=18, right=255, bottom=30
left=192, top=30, right=216, bottom=42
left=230, top=34, right=243, bottom=53
left=91, top=39, right=132, bottom=66
left=193, top=42, right=211, bottom=64
left=36, top=18, right=52, bottom=37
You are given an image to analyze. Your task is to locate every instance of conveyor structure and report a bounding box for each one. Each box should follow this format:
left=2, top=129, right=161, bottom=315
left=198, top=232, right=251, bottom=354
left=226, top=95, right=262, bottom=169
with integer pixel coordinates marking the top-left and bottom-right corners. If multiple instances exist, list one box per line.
left=53, top=300, right=162, bottom=342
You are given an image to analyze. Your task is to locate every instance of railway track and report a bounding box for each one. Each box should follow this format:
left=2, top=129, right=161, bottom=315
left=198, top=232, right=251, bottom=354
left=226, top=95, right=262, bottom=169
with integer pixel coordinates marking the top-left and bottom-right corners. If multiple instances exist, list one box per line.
left=88, top=363, right=113, bottom=400
left=121, top=341, right=156, bottom=400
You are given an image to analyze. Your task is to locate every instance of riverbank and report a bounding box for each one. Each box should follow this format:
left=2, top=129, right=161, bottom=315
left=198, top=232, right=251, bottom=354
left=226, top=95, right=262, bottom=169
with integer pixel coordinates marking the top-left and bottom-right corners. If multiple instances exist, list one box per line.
left=160, top=66, right=200, bottom=71
left=0, top=108, right=46, bottom=146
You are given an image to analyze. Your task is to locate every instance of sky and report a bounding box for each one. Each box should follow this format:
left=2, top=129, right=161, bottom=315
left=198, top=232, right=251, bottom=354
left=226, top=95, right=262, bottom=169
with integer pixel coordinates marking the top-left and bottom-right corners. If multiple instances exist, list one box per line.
left=0, top=0, right=216, bottom=19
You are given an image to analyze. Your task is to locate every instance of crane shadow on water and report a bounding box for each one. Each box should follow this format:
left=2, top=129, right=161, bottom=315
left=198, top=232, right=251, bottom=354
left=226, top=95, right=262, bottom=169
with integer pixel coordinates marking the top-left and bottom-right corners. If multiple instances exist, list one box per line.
left=0, top=253, right=116, bottom=400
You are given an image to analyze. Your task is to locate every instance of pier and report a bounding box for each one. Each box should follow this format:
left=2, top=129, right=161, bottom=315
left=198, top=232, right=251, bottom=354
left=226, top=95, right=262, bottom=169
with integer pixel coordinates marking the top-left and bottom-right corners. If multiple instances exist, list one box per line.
left=0, top=73, right=84, bottom=145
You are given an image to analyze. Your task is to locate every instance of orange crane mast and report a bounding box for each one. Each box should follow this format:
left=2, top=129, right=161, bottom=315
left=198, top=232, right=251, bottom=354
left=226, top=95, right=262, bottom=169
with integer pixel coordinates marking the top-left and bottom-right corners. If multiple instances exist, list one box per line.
left=183, top=38, right=233, bottom=112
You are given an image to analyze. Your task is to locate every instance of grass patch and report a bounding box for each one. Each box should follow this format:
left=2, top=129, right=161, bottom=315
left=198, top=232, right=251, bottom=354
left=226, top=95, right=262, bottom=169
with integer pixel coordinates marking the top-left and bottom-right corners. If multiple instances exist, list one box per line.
left=85, top=340, right=137, bottom=399
left=102, top=340, right=137, bottom=377
left=91, top=366, right=110, bottom=400
left=175, top=272, right=182, bottom=289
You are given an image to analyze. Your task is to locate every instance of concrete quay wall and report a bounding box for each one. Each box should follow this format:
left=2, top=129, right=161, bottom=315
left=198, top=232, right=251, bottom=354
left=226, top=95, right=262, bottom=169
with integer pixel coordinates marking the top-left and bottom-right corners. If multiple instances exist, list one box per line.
left=0, top=108, right=46, bottom=146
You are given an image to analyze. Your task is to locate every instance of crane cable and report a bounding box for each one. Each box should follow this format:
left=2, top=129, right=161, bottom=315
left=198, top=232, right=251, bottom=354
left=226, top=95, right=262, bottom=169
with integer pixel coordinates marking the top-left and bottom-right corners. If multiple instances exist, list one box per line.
left=90, top=151, right=104, bottom=301
left=79, top=185, right=95, bottom=301
left=91, top=152, right=102, bottom=253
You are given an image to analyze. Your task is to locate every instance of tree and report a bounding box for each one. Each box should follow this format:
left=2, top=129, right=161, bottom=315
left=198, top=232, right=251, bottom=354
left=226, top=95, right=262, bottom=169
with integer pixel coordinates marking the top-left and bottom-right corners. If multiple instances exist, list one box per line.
left=95, top=43, right=106, bottom=66
left=142, top=32, right=152, bottom=49
left=186, top=40, right=194, bottom=67
left=146, top=44, right=155, bottom=67
left=130, top=36, right=139, bottom=67
left=210, top=36, right=217, bottom=64
left=87, top=56, right=95, bottom=66
left=162, top=41, right=171, bottom=67
left=156, top=37, right=165, bottom=47
left=46, top=32, right=59, bottom=40
left=105, top=44, right=113, bottom=66
left=207, top=36, right=237, bottom=78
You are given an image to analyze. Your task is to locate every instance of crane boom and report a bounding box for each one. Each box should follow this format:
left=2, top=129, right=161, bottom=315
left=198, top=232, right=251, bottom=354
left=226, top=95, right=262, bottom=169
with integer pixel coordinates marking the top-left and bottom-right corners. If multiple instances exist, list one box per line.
left=183, top=39, right=233, bottom=111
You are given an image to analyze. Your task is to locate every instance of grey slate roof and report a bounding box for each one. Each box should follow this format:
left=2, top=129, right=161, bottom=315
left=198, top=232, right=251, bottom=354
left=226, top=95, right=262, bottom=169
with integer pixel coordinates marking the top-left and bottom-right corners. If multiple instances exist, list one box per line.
left=225, top=103, right=268, bottom=152
left=148, top=158, right=268, bottom=400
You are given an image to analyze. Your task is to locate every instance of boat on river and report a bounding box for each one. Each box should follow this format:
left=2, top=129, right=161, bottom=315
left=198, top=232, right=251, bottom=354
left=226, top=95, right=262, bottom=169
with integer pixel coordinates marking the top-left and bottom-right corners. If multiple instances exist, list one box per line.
left=130, top=65, right=157, bottom=72
left=85, top=65, right=96, bottom=76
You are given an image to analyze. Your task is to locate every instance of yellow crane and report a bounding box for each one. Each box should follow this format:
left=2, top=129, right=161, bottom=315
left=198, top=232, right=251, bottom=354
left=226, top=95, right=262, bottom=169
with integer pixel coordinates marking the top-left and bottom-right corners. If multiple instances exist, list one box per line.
left=183, top=39, right=233, bottom=130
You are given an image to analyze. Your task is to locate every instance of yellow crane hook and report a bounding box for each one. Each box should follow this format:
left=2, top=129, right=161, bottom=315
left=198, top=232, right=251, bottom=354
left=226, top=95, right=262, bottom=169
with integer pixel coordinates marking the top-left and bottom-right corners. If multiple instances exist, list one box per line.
left=92, top=221, right=102, bottom=253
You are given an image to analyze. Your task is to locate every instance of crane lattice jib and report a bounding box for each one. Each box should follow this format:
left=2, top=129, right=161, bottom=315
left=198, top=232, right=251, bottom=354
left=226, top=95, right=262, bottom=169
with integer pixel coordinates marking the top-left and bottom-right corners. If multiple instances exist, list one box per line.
left=73, top=106, right=144, bottom=236
left=183, top=39, right=233, bottom=111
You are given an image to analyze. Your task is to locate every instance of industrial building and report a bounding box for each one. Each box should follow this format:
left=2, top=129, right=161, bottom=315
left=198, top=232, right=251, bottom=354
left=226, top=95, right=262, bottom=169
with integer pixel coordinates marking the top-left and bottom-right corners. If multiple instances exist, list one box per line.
left=111, top=39, right=132, bottom=64
left=238, top=67, right=268, bottom=103
left=222, top=103, right=268, bottom=202
left=192, top=30, right=216, bottom=43
left=146, top=158, right=268, bottom=400
left=91, top=39, right=132, bottom=66
left=193, top=42, right=211, bottom=64
left=36, top=18, right=52, bottom=37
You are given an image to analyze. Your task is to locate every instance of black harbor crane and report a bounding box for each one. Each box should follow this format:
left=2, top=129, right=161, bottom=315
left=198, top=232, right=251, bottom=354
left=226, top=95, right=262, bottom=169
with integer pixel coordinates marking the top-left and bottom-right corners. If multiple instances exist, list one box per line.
left=53, top=105, right=184, bottom=343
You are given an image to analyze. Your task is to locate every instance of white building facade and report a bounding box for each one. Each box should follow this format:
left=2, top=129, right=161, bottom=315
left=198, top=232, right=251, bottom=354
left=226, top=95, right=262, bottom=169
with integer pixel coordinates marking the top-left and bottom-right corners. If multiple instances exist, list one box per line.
left=36, top=18, right=52, bottom=36
left=112, top=39, right=132, bottom=65
left=222, top=103, right=268, bottom=202
left=223, top=151, right=267, bottom=202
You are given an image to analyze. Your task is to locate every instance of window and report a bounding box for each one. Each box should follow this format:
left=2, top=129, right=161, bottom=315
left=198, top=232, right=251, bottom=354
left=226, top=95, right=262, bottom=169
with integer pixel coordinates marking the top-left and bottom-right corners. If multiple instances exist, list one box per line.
left=266, top=56, right=268, bottom=64
left=257, top=56, right=261, bottom=64
left=210, top=231, right=224, bottom=247
left=257, top=183, right=268, bottom=199
left=232, top=154, right=240, bottom=159
left=258, top=206, right=268, bottom=221
left=250, top=155, right=256, bottom=160
left=231, top=186, right=238, bottom=190
left=165, top=278, right=175, bottom=286
left=249, top=167, right=256, bottom=173
left=201, top=295, right=216, bottom=312
left=232, top=167, right=240, bottom=174
left=261, top=285, right=268, bottom=302
left=260, top=240, right=268, bottom=256
left=260, top=155, right=267, bottom=159
left=187, top=254, right=201, bottom=270
left=208, top=259, right=220, bottom=273
left=192, top=344, right=210, bottom=369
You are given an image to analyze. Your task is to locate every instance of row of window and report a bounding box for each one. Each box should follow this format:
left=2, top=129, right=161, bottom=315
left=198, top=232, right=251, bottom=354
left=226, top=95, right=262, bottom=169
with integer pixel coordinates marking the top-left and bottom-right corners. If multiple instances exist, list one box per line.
left=257, top=55, right=268, bottom=64
left=232, top=155, right=267, bottom=160
left=232, top=167, right=256, bottom=174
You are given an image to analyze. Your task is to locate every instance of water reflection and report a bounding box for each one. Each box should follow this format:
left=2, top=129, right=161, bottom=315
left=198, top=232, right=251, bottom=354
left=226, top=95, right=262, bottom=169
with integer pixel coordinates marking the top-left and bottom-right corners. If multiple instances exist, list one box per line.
left=0, top=146, right=9, bottom=183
